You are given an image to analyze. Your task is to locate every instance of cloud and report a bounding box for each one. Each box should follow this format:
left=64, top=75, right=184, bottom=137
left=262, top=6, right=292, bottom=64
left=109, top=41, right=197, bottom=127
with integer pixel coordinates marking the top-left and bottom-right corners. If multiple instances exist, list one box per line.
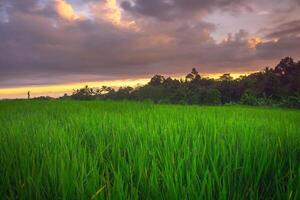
left=121, top=0, right=253, bottom=20
left=0, top=0, right=300, bottom=88
left=54, top=0, right=83, bottom=21
left=89, top=0, right=138, bottom=30
left=0, top=0, right=36, bottom=12
left=256, top=36, right=300, bottom=60
left=264, top=20, right=300, bottom=39
left=293, top=0, right=300, bottom=5
left=254, top=19, right=300, bottom=60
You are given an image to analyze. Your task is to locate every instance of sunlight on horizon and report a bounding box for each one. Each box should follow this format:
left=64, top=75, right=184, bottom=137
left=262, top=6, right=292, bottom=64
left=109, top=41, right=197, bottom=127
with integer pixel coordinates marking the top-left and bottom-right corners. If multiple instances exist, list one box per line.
left=0, top=72, right=255, bottom=99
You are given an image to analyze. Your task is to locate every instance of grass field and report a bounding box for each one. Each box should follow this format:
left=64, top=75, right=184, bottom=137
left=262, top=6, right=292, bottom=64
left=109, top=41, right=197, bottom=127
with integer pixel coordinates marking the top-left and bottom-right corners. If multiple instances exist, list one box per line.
left=0, top=100, right=299, bottom=199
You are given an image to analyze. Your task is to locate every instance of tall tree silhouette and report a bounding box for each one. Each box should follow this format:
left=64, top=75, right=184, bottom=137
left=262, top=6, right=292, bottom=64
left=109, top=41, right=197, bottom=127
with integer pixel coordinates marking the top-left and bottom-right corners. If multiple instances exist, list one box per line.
left=67, top=57, right=300, bottom=108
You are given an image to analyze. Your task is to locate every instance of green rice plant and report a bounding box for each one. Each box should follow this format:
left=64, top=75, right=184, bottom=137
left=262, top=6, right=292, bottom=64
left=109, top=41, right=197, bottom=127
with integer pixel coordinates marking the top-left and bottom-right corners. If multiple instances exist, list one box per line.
left=0, top=100, right=299, bottom=199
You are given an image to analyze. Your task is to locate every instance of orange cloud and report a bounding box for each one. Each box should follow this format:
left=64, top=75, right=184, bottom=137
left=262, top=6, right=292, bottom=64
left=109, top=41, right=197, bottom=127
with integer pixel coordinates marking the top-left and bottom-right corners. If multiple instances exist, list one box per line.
left=54, top=0, right=82, bottom=21
left=102, top=0, right=122, bottom=25
left=90, top=0, right=138, bottom=30
left=247, top=37, right=262, bottom=49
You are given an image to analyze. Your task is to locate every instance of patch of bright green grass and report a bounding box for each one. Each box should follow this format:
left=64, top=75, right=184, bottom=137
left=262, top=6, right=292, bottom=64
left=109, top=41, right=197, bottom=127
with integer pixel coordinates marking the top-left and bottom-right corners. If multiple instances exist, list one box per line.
left=0, top=100, right=299, bottom=199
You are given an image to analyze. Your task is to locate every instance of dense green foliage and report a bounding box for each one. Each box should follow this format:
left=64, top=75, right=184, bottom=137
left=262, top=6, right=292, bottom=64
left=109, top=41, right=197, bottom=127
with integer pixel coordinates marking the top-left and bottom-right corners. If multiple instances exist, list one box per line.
left=63, top=57, right=300, bottom=108
left=0, top=100, right=299, bottom=199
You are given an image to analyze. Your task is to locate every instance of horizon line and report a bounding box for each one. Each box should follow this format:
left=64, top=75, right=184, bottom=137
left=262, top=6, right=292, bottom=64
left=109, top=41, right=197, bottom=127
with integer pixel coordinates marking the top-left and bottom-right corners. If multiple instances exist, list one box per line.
left=0, top=71, right=256, bottom=99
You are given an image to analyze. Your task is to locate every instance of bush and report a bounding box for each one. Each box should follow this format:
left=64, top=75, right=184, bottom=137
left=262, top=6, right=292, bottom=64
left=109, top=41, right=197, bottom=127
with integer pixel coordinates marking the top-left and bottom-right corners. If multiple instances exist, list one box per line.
left=158, top=99, right=171, bottom=105
left=202, top=89, right=221, bottom=105
left=241, top=90, right=258, bottom=106
left=281, top=94, right=300, bottom=108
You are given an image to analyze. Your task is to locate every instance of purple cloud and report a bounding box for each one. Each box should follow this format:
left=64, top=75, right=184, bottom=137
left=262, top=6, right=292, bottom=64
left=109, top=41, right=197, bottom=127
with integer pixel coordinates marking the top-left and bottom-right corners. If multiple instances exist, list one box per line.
left=0, top=0, right=299, bottom=87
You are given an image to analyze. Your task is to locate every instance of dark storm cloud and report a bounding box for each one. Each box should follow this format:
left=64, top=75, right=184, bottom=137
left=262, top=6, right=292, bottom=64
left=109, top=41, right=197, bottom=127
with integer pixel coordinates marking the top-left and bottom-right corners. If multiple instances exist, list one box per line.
left=121, top=0, right=253, bottom=20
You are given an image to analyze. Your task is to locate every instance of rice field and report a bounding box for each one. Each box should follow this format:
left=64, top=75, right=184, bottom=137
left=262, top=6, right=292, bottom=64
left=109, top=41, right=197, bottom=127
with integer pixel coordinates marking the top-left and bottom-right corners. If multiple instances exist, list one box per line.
left=0, top=100, right=299, bottom=199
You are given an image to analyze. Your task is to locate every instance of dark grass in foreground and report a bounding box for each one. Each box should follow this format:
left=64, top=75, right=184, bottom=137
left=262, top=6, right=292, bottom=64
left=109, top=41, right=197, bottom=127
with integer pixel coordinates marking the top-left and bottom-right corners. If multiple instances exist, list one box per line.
left=0, top=100, right=299, bottom=199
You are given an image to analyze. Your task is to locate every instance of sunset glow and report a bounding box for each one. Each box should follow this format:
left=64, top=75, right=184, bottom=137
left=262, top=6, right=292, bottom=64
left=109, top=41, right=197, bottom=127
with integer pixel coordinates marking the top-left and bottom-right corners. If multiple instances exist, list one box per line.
left=54, top=0, right=82, bottom=21
left=0, top=78, right=148, bottom=99
left=90, top=0, right=138, bottom=30
left=0, top=72, right=257, bottom=99
left=247, top=37, right=263, bottom=49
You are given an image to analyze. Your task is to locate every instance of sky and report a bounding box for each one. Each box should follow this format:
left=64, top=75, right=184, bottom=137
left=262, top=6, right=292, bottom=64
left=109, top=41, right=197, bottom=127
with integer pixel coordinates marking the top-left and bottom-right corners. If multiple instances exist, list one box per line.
left=0, top=0, right=300, bottom=98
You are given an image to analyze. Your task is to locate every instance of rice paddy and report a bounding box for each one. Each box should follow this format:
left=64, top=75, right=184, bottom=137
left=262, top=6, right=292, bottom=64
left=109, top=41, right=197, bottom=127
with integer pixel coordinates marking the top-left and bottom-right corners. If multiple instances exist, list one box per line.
left=0, top=100, right=299, bottom=199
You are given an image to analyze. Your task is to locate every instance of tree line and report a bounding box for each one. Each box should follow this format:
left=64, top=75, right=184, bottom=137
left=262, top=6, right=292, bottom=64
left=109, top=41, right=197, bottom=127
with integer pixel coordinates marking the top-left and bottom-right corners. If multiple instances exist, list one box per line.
left=60, top=57, right=300, bottom=108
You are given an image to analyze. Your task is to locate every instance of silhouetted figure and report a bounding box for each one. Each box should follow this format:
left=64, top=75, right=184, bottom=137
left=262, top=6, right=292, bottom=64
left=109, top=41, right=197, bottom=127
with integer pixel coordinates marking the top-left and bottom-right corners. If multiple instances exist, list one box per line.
left=27, top=91, right=30, bottom=99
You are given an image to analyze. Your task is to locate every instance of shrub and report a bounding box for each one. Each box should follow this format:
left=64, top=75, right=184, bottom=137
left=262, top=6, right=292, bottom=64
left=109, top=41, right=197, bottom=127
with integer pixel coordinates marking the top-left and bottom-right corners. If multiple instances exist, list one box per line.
left=281, top=94, right=300, bottom=108
left=241, top=90, right=258, bottom=106
left=202, top=89, right=221, bottom=105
